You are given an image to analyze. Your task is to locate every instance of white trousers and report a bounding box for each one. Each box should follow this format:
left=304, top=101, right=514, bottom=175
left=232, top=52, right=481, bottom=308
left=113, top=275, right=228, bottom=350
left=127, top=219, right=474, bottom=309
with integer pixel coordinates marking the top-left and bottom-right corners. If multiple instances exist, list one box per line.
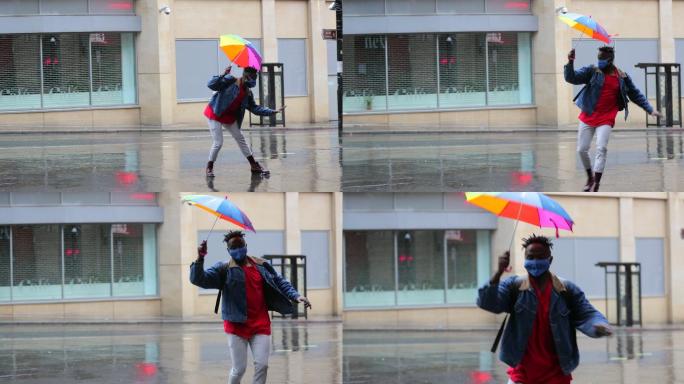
left=577, top=121, right=612, bottom=173
left=207, top=118, right=252, bottom=162
left=228, top=334, right=271, bottom=384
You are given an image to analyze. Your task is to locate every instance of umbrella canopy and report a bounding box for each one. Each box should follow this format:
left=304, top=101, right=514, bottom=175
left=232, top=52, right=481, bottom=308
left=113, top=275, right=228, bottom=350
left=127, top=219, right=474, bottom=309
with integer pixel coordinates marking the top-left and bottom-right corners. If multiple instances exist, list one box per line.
left=182, top=194, right=255, bottom=233
left=219, top=34, right=262, bottom=70
left=558, top=12, right=612, bottom=44
left=465, top=192, right=574, bottom=237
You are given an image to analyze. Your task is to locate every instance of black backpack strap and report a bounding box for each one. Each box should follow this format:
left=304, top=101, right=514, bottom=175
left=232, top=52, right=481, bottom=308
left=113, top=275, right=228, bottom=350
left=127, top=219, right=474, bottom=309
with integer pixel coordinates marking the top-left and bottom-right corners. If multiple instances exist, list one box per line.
left=491, top=314, right=508, bottom=353
left=491, top=277, right=521, bottom=354
left=214, top=263, right=229, bottom=314
left=573, top=85, right=587, bottom=102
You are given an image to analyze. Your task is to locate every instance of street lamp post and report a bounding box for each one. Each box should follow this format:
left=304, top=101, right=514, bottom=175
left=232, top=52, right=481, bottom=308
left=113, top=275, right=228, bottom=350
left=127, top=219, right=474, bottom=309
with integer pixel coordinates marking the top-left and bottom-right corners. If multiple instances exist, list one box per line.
left=335, top=0, right=343, bottom=134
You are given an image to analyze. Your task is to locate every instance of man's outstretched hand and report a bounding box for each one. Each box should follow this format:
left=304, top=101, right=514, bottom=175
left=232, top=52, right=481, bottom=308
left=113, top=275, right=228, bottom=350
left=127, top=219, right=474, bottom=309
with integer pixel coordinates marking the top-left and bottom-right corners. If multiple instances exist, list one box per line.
left=594, top=323, right=613, bottom=337
left=297, top=296, right=312, bottom=310
left=568, top=49, right=575, bottom=62
left=650, top=110, right=663, bottom=118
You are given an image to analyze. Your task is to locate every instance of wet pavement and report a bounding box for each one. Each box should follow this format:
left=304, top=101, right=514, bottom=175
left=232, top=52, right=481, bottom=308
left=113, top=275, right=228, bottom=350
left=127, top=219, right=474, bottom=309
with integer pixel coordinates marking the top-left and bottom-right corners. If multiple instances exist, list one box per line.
left=341, top=129, right=684, bottom=192
left=0, top=128, right=682, bottom=192
left=0, top=130, right=342, bottom=193
left=0, top=323, right=340, bottom=384
left=1, top=323, right=683, bottom=383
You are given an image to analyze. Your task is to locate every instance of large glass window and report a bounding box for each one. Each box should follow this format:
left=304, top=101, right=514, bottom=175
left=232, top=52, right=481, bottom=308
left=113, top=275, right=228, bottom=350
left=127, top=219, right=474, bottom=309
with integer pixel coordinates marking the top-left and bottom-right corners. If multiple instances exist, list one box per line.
left=0, top=224, right=157, bottom=302
left=387, top=34, right=438, bottom=110
left=12, top=225, right=62, bottom=300
left=0, top=35, right=42, bottom=110
left=63, top=224, right=111, bottom=298
left=0, top=226, right=10, bottom=301
left=438, top=33, right=486, bottom=107
left=42, top=33, right=91, bottom=108
left=446, top=230, right=490, bottom=303
left=487, top=32, right=532, bottom=105
left=113, top=223, right=157, bottom=296
left=343, top=35, right=388, bottom=112
left=343, top=32, right=532, bottom=113
left=0, top=32, right=136, bottom=111
left=396, top=231, right=444, bottom=305
left=344, top=231, right=395, bottom=307
left=91, top=33, right=136, bottom=105
left=344, top=229, right=490, bottom=308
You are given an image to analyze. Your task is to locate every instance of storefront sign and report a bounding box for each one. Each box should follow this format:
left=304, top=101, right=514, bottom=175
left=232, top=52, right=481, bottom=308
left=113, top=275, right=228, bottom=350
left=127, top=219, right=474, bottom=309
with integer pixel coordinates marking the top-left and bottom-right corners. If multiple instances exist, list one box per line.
left=322, top=29, right=337, bottom=40
left=90, top=33, right=106, bottom=44
left=486, top=33, right=504, bottom=44
left=445, top=230, right=463, bottom=241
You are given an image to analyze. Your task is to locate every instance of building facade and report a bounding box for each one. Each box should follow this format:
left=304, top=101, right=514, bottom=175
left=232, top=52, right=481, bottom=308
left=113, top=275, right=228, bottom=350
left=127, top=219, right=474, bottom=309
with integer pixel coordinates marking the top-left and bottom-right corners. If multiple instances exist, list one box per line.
left=2, top=192, right=683, bottom=328
left=343, top=0, right=684, bottom=129
left=0, top=0, right=337, bottom=130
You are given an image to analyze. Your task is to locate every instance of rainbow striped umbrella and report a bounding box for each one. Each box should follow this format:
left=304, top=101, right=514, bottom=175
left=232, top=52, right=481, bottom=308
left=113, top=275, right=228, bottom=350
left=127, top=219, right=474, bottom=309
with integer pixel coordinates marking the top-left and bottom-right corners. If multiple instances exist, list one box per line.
left=219, top=34, right=262, bottom=70
left=182, top=194, right=255, bottom=233
left=465, top=192, right=574, bottom=239
left=558, top=12, right=612, bottom=44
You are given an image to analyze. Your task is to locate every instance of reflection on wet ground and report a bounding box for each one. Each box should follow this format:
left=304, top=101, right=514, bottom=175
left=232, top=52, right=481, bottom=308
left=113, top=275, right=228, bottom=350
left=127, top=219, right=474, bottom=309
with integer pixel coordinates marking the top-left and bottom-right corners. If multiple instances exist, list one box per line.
left=341, top=129, right=684, bottom=192
left=344, top=328, right=684, bottom=383
left=0, top=130, right=342, bottom=192
left=0, top=323, right=341, bottom=384
left=0, top=129, right=682, bottom=192
left=1, top=323, right=683, bottom=383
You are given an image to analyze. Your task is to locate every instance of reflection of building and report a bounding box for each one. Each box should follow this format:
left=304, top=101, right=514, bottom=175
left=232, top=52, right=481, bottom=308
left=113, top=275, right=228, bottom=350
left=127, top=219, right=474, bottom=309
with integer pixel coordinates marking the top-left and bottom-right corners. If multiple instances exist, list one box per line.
left=0, top=0, right=337, bottom=129
left=2, top=192, right=684, bottom=328
left=343, top=0, right=684, bottom=128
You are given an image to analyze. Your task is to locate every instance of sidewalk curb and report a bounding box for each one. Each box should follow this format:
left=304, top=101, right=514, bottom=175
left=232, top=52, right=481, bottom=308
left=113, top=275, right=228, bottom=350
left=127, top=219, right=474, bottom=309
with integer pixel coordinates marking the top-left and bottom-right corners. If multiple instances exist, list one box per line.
left=0, top=318, right=343, bottom=325
left=342, top=128, right=684, bottom=135
left=336, top=326, right=684, bottom=332
left=0, top=126, right=337, bottom=135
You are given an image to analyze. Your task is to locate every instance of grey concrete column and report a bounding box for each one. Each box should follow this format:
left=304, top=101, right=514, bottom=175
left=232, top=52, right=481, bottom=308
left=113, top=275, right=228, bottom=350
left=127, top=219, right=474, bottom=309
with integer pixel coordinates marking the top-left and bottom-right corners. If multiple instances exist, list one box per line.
left=261, top=0, right=278, bottom=62
left=531, top=0, right=573, bottom=127
left=136, top=0, right=176, bottom=126
left=308, top=0, right=333, bottom=122
left=659, top=0, right=675, bottom=62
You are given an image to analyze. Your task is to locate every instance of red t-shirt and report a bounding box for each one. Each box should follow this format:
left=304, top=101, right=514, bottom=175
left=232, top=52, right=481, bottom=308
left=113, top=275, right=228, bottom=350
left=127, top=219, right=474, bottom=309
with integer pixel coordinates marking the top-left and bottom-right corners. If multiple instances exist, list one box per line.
left=579, top=71, right=620, bottom=127
left=204, top=85, right=247, bottom=124
left=508, top=278, right=572, bottom=384
left=223, top=260, right=271, bottom=339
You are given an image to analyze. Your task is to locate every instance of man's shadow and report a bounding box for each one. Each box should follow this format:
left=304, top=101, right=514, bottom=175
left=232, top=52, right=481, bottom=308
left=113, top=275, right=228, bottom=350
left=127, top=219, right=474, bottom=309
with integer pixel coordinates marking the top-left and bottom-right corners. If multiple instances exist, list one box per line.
left=206, top=173, right=267, bottom=192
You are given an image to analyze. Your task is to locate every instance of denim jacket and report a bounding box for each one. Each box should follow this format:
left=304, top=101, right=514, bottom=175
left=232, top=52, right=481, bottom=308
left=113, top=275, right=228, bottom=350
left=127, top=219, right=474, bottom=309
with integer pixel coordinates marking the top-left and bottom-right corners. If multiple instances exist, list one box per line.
left=564, top=61, right=653, bottom=120
left=477, top=274, right=608, bottom=375
left=190, top=256, right=301, bottom=322
left=207, top=74, right=275, bottom=129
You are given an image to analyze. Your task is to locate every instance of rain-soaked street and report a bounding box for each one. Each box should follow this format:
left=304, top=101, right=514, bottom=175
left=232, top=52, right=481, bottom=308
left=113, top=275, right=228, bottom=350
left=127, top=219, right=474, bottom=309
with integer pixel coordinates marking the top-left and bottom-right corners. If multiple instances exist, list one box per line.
left=1, top=323, right=683, bottom=383
left=0, top=128, right=682, bottom=192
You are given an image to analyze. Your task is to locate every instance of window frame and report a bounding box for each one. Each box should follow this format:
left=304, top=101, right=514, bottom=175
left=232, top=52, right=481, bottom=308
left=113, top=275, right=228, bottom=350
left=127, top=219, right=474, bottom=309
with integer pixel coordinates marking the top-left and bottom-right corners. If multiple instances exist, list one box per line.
left=342, top=31, right=535, bottom=114
left=0, top=223, right=159, bottom=304
left=343, top=228, right=491, bottom=309
left=0, top=32, right=138, bottom=113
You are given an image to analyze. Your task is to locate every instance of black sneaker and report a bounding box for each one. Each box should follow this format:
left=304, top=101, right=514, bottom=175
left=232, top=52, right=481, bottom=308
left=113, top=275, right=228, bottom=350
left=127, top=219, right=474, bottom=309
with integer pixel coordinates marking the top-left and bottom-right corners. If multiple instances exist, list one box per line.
left=250, top=161, right=269, bottom=174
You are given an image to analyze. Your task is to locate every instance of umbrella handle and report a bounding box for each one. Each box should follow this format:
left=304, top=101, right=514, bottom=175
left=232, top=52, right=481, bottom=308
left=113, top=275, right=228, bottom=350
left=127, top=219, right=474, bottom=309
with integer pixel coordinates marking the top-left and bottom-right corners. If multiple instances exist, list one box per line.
left=205, top=215, right=220, bottom=242
left=505, top=200, right=525, bottom=273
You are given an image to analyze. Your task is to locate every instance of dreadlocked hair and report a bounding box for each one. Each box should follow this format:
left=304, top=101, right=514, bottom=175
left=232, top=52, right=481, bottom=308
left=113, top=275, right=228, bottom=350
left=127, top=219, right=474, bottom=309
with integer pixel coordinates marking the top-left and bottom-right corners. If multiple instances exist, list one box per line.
left=224, top=230, right=246, bottom=245
left=598, top=45, right=615, bottom=59
left=521, top=234, right=554, bottom=250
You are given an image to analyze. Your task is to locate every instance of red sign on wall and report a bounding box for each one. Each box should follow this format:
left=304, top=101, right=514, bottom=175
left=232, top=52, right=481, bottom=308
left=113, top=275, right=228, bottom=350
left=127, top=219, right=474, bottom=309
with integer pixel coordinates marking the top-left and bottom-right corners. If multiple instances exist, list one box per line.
left=322, top=29, right=337, bottom=40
